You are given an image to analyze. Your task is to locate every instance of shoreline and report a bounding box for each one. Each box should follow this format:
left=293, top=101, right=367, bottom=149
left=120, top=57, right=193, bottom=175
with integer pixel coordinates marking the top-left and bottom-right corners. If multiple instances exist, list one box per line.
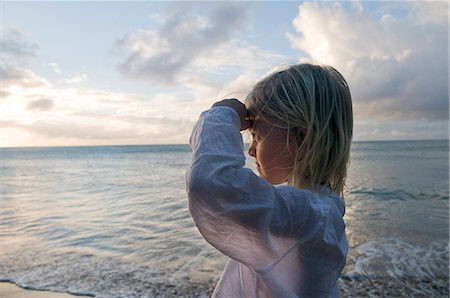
left=2, top=276, right=448, bottom=298
left=0, top=282, right=93, bottom=298
left=0, top=280, right=216, bottom=298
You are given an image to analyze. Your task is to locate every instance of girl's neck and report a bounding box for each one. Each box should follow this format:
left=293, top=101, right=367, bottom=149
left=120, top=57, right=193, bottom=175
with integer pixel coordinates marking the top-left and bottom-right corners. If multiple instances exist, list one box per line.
left=287, top=178, right=332, bottom=194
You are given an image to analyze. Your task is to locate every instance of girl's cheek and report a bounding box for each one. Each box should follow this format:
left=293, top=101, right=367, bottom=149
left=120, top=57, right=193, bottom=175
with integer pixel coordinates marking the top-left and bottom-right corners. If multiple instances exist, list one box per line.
left=248, top=140, right=257, bottom=157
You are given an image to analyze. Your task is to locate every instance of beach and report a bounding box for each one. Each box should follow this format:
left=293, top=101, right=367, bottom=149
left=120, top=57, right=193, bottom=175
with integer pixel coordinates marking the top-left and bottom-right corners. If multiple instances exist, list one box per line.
left=0, top=281, right=215, bottom=298
left=0, top=282, right=91, bottom=298
left=2, top=277, right=449, bottom=298
left=340, top=276, right=449, bottom=297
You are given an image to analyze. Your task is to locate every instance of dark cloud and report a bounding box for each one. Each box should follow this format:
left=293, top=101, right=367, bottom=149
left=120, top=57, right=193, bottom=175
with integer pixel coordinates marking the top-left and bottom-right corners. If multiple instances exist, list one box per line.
left=289, top=1, right=449, bottom=121
left=0, top=90, right=11, bottom=98
left=0, top=65, right=49, bottom=88
left=1, top=27, right=38, bottom=64
left=0, top=28, right=47, bottom=90
left=27, top=98, right=54, bottom=111
left=117, top=2, right=252, bottom=84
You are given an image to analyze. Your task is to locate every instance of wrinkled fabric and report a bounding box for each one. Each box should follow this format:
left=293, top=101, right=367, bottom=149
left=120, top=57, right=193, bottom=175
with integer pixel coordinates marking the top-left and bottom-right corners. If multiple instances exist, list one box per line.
left=186, top=107, right=348, bottom=298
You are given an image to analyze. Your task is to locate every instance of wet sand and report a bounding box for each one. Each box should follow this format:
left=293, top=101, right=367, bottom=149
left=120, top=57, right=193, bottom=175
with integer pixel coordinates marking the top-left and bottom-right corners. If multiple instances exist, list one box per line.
left=339, top=276, right=449, bottom=297
left=2, top=277, right=448, bottom=298
left=0, top=282, right=92, bottom=298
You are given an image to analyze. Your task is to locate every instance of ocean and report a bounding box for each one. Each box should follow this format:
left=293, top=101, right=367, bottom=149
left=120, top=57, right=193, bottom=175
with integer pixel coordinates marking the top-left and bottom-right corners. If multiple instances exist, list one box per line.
left=0, top=140, right=448, bottom=297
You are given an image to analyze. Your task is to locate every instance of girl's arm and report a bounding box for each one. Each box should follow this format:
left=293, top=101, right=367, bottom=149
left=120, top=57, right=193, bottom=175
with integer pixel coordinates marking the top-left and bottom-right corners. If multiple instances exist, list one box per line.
left=186, top=106, right=334, bottom=272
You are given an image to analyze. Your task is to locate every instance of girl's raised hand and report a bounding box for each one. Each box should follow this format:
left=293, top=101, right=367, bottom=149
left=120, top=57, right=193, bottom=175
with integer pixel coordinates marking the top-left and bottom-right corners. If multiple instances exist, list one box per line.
left=212, top=99, right=251, bottom=131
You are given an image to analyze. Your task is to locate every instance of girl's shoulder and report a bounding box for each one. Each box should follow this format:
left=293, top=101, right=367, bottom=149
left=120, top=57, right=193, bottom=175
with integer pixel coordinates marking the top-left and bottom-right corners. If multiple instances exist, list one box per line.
left=275, top=184, right=345, bottom=217
left=269, top=185, right=345, bottom=241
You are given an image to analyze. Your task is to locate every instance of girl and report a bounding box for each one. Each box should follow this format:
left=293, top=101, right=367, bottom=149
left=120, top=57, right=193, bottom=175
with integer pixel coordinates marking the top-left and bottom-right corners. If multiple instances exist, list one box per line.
left=186, top=63, right=353, bottom=297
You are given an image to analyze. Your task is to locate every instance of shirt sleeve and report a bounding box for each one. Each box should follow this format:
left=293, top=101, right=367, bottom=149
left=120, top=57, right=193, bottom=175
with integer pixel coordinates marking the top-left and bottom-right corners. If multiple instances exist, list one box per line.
left=186, top=106, right=326, bottom=272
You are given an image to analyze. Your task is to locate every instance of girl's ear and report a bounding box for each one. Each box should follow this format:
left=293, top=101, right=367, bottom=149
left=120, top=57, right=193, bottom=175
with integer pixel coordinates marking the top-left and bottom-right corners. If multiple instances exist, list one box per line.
left=287, top=127, right=307, bottom=158
left=291, top=127, right=307, bottom=144
left=299, top=128, right=307, bottom=142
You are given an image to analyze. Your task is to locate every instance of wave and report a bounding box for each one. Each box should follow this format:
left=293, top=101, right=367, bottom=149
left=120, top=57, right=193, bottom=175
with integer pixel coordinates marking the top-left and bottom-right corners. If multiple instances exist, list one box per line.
left=0, top=248, right=217, bottom=298
left=348, top=187, right=449, bottom=201
left=342, top=239, right=449, bottom=296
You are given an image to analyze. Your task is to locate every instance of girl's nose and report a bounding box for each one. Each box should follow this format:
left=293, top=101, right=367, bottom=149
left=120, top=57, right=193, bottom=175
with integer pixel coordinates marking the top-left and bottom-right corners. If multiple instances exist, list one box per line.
left=248, top=140, right=256, bottom=157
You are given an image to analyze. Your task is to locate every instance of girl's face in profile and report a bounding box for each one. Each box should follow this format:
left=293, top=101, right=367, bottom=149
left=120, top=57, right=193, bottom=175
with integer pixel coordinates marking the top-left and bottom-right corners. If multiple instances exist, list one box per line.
left=248, top=117, right=295, bottom=185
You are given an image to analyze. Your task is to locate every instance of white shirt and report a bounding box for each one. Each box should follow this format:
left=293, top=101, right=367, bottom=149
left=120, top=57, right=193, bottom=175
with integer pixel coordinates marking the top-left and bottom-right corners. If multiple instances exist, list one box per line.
left=186, top=107, right=348, bottom=297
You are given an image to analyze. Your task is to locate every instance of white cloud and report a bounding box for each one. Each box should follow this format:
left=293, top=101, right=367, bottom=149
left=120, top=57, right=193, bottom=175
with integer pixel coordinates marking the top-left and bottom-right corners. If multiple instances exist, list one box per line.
left=2, top=116, right=193, bottom=144
left=2, top=63, right=258, bottom=146
left=0, top=65, right=51, bottom=89
left=49, top=62, right=62, bottom=74
left=1, top=117, right=195, bottom=147
left=354, top=119, right=448, bottom=141
left=180, top=71, right=259, bottom=119
left=117, top=2, right=254, bottom=84
left=194, top=39, right=288, bottom=73
left=1, top=69, right=197, bottom=147
left=113, top=2, right=291, bottom=127
left=5, top=3, right=447, bottom=146
left=287, top=1, right=448, bottom=122
left=61, top=73, right=89, bottom=84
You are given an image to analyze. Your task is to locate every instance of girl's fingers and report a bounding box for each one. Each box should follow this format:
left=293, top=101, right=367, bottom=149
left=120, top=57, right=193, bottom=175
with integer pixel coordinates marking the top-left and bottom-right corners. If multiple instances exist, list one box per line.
left=212, top=99, right=249, bottom=130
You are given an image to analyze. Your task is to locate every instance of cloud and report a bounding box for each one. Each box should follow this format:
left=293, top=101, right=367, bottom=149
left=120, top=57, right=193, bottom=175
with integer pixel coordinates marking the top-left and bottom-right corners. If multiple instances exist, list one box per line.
left=287, top=1, right=448, bottom=121
left=0, top=90, right=11, bottom=98
left=0, top=28, right=49, bottom=91
left=1, top=27, right=38, bottom=63
left=0, top=65, right=50, bottom=89
left=27, top=98, right=54, bottom=111
left=1, top=119, right=137, bottom=141
left=194, top=39, right=290, bottom=74
left=2, top=81, right=198, bottom=146
left=60, top=73, right=89, bottom=84
left=2, top=115, right=195, bottom=145
left=354, top=119, right=448, bottom=141
left=49, top=62, right=62, bottom=74
left=117, top=2, right=253, bottom=84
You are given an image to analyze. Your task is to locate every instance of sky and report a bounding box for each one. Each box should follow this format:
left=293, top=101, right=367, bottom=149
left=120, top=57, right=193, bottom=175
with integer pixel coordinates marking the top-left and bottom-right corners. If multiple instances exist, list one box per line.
left=1, top=1, right=448, bottom=147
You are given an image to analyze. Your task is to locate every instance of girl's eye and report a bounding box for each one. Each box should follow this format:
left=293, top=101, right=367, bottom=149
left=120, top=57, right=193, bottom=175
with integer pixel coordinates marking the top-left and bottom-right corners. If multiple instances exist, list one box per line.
left=251, top=131, right=259, bottom=141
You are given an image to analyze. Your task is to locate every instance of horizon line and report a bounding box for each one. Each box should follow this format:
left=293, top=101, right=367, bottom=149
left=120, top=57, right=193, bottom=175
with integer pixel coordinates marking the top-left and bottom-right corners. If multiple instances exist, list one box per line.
left=1, top=138, right=449, bottom=150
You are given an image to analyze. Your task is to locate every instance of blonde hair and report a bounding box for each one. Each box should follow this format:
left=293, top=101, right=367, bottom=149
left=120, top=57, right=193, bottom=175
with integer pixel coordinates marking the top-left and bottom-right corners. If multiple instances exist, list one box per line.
left=245, top=64, right=353, bottom=195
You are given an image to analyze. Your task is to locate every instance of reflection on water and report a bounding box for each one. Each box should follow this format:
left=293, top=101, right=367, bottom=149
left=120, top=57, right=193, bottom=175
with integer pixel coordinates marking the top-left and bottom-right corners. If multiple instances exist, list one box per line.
left=1, top=145, right=222, bottom=278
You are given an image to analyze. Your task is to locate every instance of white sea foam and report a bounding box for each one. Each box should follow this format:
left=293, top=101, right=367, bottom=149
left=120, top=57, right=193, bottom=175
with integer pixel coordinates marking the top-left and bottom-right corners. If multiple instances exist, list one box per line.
left=344, top=239, right=449, bottom=295
left=0, top=248, right=215, bottom=297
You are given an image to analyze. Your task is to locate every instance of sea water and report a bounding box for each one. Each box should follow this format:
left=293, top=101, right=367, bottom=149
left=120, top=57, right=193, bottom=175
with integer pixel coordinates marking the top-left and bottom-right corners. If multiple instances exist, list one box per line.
left=0, top=141, right=448, bottom=297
